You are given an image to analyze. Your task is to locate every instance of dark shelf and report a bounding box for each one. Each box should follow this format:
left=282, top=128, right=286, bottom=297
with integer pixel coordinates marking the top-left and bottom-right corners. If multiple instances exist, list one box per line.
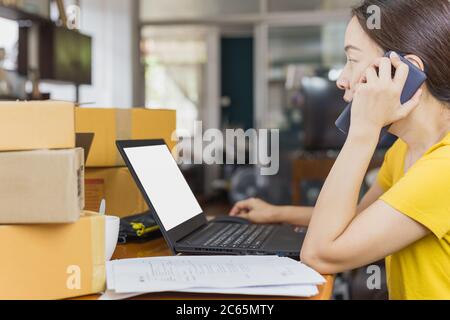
left=0, top=95, right=21, bottom=101
left=0, top=94, right=52, bottom=101
left=0, top=4, right=51, bottom=24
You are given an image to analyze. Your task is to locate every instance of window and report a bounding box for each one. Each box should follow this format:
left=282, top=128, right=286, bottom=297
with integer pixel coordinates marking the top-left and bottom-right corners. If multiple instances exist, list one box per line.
left=0, top=18, right=19, bottom=71
left=268, top=0, right=360, bottom=12
left=140, top=0, right=260, bottom=20
left=142, top=26, right=208, bottom=137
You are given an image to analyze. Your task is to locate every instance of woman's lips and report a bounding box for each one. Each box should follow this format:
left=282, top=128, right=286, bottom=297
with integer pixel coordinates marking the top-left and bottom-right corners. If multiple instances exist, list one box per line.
left=343, top=93, right=352, bottom=103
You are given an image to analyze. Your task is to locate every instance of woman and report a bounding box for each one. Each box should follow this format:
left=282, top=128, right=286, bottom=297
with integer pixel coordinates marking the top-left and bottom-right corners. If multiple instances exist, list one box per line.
left=229, top=0, right=450, bottom=300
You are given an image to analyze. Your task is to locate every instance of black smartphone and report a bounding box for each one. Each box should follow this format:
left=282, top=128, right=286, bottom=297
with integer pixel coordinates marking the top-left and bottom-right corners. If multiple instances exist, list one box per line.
left=335, top=51, right=427, bottom=136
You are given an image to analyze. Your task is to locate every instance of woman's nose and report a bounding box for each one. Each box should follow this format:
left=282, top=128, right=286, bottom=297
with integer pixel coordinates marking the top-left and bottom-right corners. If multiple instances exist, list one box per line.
left=336, top=77, right=349, bottom=91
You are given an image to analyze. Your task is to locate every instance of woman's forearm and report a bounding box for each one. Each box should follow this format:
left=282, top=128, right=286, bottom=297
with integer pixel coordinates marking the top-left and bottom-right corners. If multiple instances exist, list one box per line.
left=271, top=181, right=382, bottom=228
left=274, top=206, right=313, bottom=226
left=303, top=130, right=380, bottom=250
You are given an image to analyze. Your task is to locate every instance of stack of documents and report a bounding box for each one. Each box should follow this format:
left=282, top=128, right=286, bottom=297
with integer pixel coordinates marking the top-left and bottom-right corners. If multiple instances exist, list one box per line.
left=100, top=256, right=326, bottom=300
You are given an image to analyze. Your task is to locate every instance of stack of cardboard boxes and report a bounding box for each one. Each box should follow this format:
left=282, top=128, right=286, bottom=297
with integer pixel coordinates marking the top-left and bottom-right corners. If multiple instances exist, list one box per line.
left=0, top=101, right=105, bottom=300
left=75, top=108, right=177, bottom=218
left=0, top=103, right=176, bottom=300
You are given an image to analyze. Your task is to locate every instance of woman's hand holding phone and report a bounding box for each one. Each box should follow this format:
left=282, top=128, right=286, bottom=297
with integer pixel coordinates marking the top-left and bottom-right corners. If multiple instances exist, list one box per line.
left=349, top=52, right=423, bottom=138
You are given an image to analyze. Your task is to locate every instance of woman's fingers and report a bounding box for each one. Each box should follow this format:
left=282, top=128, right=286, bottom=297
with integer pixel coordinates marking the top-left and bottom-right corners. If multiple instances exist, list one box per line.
left=390, top=52, right=410, bottom=87
left=389, top=51, right=403, bottom=68
left=365, top=66, right=378, bottom=83
left=229, top=201, right=247, bottom=216
left=395, top=89, right=423, bottom=120
left=235, top=212, right=251, bottom=220
left=229, top=198, right=255, bottom=216
left=378, top=57, right=392, bottom=81
left=371, top=57, right=381, bottom=68
left=365, top=58, right=382, bottom=82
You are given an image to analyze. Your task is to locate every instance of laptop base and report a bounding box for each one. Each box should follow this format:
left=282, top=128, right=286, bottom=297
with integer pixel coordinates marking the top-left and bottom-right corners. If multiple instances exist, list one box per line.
left=175, top=223, right=305, bottom=260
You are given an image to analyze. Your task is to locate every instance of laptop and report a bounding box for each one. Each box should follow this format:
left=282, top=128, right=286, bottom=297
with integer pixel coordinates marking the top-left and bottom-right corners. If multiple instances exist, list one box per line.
left=116, top=139, right=305, bottom=259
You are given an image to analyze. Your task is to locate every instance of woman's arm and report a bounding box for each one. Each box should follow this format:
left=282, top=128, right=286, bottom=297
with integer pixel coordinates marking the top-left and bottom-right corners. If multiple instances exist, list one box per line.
left=356, top=182, right=384, bottom=214
left=229, top=182, right=384, bottom=227
left=229, top=198, right=313, bottom=226
left=301, top=54, right=429, bottom=274
left=301, top=131, right=427, bottom=274
left=276, top=206, right=313, bottom=226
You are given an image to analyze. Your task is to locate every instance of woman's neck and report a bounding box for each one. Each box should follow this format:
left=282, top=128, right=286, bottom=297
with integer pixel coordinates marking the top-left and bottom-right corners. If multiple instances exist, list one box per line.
left=392, top=94, right=450, bottom=154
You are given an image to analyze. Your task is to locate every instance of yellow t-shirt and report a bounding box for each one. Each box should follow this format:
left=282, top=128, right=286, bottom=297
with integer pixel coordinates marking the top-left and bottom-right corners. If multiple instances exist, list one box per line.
left=377, top=132, right=450, bottom=300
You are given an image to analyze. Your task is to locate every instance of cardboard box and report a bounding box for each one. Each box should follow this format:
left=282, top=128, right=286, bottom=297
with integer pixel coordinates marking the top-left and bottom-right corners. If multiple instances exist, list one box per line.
left=0, top=101, right=75, bottom=151
left=0, top=148, right=84, bottom=224
left=85, top=167, right=148, bottom=218
left=75, top=108, right=176, bottom=167
left=0, top=214, right=105, bottom=300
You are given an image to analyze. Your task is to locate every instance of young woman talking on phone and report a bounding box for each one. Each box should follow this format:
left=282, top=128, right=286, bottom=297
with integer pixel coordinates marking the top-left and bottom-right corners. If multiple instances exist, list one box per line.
left=229, top=0, right=450, bottom=300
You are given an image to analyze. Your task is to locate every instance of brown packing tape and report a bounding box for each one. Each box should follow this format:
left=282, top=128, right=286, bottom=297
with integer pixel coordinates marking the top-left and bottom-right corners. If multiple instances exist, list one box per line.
left=115, top=109, right=132, bottom=165
left=77, top=147, right=86, bottom=211
left=82, top=210, right=102, bottom=217
left=85, top=179, right=105, bottom=213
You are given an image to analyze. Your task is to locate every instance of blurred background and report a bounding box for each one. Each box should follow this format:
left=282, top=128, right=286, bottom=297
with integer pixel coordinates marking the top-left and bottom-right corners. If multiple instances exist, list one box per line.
left=0, top=0, right=389, bottom=299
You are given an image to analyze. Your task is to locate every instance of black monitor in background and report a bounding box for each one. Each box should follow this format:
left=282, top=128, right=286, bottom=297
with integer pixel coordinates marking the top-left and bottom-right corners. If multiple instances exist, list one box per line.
left=302, top=76, right=396, bottom=151
left=18, top=23, right=92, bottom=85
left=40, top=24, right=92, bottom=85
left=302, top=76, right=347, bottom=151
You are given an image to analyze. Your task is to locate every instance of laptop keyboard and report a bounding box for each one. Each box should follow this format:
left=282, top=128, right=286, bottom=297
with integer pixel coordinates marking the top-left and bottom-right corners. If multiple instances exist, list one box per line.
left=181, top=223, right=275, bottom=250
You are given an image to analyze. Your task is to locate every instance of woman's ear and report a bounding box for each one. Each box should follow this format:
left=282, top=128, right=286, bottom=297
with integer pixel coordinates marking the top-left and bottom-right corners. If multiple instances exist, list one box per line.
left=404, top=54, right=425, bottom=72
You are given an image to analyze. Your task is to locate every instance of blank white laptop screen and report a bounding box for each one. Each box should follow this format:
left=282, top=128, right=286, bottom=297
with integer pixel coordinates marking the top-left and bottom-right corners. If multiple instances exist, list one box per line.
left=123, top=145, right=203, bottom=231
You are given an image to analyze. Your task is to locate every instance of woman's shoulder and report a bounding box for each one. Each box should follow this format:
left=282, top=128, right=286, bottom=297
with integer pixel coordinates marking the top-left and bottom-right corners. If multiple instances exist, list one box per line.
left=390, top=132, right=450, bottom=160
left=422, top=132, right=450, bottom=160
left=385, top=138, right=408, bottom=160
